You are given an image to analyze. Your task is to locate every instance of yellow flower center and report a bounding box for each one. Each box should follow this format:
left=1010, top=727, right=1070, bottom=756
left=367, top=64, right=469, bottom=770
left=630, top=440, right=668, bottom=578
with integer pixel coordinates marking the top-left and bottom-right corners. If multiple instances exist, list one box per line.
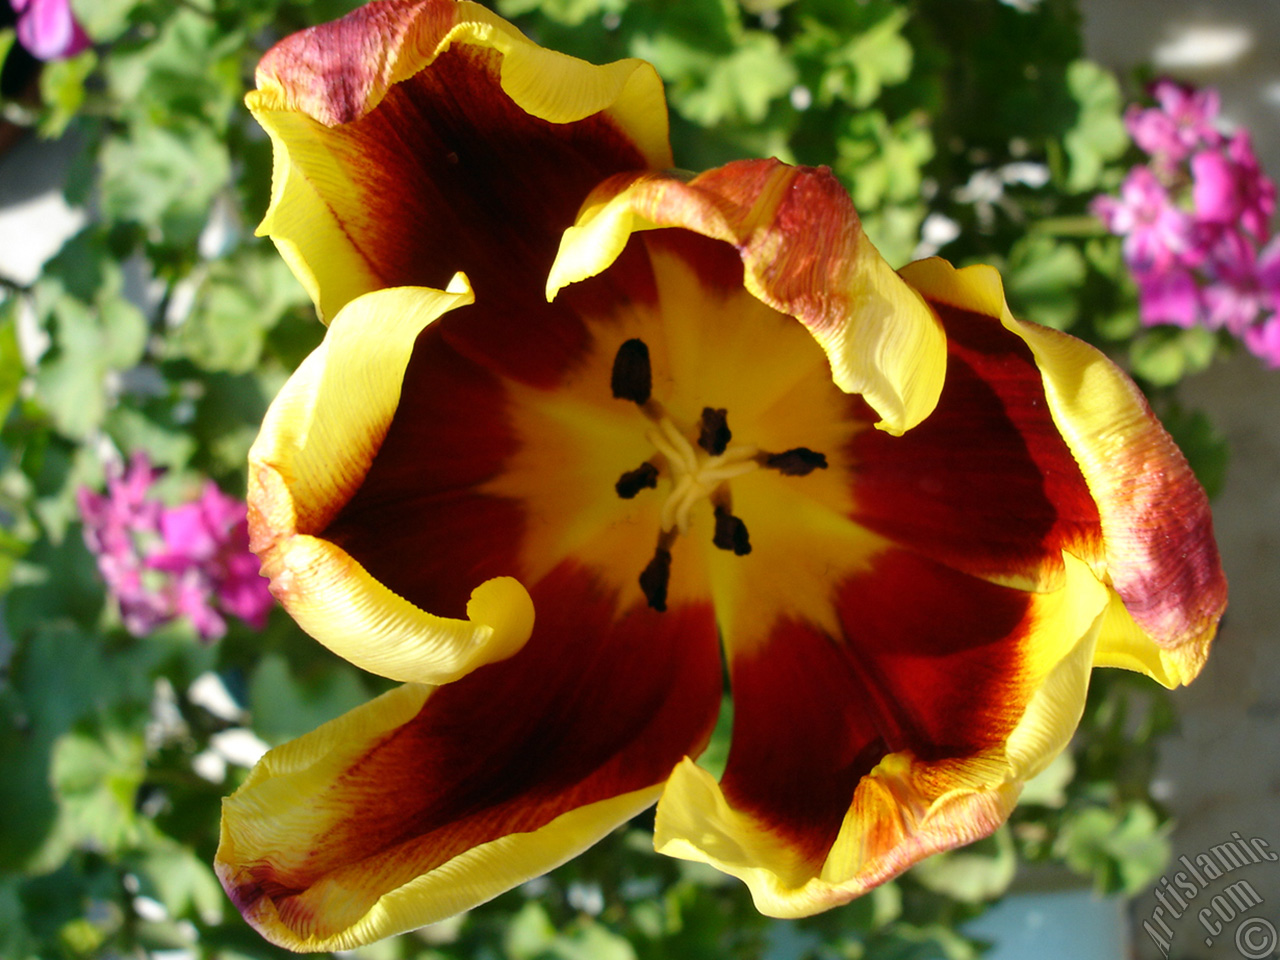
left=602, top=335, right=832, bottom=610
left=648, top=416, right=759, bottom=535
left=487, top=238, right=885, bottom=650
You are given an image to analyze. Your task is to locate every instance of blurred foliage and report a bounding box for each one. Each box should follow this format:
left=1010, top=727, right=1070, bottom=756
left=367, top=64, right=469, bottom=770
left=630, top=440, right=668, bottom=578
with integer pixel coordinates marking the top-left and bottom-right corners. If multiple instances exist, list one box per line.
left=0, top=0, right=1232, bottom=957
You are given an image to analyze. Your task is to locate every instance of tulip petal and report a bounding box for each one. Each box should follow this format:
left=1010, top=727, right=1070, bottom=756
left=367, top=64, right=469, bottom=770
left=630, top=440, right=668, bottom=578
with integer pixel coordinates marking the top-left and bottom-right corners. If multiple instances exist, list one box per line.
left=655, top=550, right=1108, bottom=916
left=546, top=160, right=946, bottom=435
left=848, top=286, right=1104, bottom=595
left=218, top=564, right=720, bottom=951
left=898, top=258, right=1226, bottom=685
left=248, top=0, right=670, bottom=322
left=249, top=281, right=536, bottom=685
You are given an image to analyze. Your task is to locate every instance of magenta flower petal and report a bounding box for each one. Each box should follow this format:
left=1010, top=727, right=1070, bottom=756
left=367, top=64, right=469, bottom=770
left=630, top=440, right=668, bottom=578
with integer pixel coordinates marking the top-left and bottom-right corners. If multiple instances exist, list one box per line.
left=1099, top=167, right=1195, bottom=273
left=1243, top=315, right=1280, bottom=367
left=12, top=0, right=91, bottom=61
left=1191, top=149, right=1241, bottom=226
left=79, top=456, right=273, bottom=640
left=1126, top=80, right=1222, bottom=164
left=1137, top=265, right=1202, bottom=328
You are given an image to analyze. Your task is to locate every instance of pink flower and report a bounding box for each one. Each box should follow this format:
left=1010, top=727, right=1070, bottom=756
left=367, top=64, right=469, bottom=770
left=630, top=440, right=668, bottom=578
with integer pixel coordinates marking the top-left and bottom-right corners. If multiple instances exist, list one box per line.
left=1136, top=265, right=1202, bottom=328
left=1228, top=131, right=1275, bottom=238
left=1202, top=234, right=1280, bottom=338
left=78, top=455, right=274, bottom=641
left=1191, top=133, right=1275, bottom=240
left=150, top=482, right=275, bottom=636
left=1125, top=81, right=1221, bottom=165
left=9, top=0, right=90, bottom=61
left=1096, top=80, right=1280, bottom=364
left=76, top=454, right=170, bottom=636
left=1243, top=314, right=1280, bottom=368
left=1093, top=166, right=1195, bottom=272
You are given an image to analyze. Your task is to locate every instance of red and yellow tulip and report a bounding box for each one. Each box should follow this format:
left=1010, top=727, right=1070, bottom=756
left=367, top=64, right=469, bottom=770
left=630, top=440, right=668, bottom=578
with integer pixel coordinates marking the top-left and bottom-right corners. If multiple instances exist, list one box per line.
left=217, top=0, right=1226, bottom=950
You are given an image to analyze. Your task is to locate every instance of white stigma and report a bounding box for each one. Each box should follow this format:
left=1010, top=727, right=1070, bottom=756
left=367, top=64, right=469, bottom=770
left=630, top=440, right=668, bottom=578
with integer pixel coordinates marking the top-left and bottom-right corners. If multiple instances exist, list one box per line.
left=647, top=417, right=758, bottom=533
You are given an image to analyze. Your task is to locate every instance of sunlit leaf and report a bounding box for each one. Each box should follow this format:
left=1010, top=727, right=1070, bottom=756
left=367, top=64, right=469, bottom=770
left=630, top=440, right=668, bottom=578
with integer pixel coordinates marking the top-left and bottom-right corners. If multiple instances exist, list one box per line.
left=1004, top=235, right=1087, bottom=331
left=1054, top=803, right=1170, bottom=894
left=1062, top=60, right=1128, bottom=193
left=911, top=828, right=1017, bottom=904
left=247, top=653, right=373, bottom=746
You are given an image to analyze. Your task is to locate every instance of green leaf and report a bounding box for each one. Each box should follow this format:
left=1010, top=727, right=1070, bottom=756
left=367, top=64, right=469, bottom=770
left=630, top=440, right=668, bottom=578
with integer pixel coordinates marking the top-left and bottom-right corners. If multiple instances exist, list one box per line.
left=1130, top=326, right=1219, bottom=386
left=1062, top=60, right=1128, bottom=193
left=858, top=205, right=928, bottom=270
left=135, top=841, right=225, bottom=925
left=98, top=123, right=232, bottom=245
left=505, top=901, right=558, bottom=960
left=1092, top=307, right=1141, bottom=342
left=1054, top=802, right=1170, bottom=894
left=57, top=917, right=108, bottom=957
left=1018, top=749, right=1074, bottom=809
left=0, top=297, right=23, bottom=428
left=38, top=228, right=112, bottom=305
left=0, top=876, right=36, bottom=960
left=1004, top=235, right=1087, bottom=331
left=496, top=0, right=628, bottom=26
left=835, top=111, right=934, bottom=215
left=48, top=727, right=148, bottom=857
left=637, top=30, right=795, bottom=127
left=21, top=437, right=105, bottom=546
left=800, top=6, right=912, bottom=110
left=911, top=827, right=1017, bottom=904
left=695, top=696, right=732, bottom=779
left=69, top=0, right=148, bottom=41
left=0, top=525, right=29, bottom=593
left=0, top=693, right=61, bottom=870
left=100, top=8, right=247, bottom=129
left=1158, top=404, right=1230, bottom=500
left=37, top=51, right=97, bottom=138
left=104, top=405, right=199, bottom=472
left=32, top=351, right=107, bottom=441
left=554, top=918, right=638, bottom=960
left=248, top=653, right=372, bottom=745
left=191, top=370, right=279, bottom=478
left=631, top=0, right=737, bottom=53
left=0, top=29, right=14, bottom=71
left=0, top=622, right=184, bottom=870
left=30, top=291, right=146, bottom=441
left=171, top=251, right=309, bottom=374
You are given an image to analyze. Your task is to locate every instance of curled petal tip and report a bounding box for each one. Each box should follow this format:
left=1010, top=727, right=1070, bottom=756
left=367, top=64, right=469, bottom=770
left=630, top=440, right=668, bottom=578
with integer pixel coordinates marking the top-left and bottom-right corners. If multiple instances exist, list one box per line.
left=898, top=255, right=1226, bottom=685
left=550, top=161, right=946, bottom=433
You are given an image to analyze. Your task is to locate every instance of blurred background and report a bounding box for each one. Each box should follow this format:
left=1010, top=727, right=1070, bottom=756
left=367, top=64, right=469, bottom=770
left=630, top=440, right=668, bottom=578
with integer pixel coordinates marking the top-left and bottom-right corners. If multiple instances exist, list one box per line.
left=1, top=1, right=1276, bottom=958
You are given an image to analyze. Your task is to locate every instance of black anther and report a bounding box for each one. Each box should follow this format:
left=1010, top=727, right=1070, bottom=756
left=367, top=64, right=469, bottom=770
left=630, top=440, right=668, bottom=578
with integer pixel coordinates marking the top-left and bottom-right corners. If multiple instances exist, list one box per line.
left=697, top=407, right=731, bottom=456
left=615, top=462, right=659, bottom=499
left=713, top=505, right=752, bottom=556
left=611, top=338, right=652, bottom=404
left=764, top=447, right=828, bottom=476
left=639, top=547, right=672, bottom=612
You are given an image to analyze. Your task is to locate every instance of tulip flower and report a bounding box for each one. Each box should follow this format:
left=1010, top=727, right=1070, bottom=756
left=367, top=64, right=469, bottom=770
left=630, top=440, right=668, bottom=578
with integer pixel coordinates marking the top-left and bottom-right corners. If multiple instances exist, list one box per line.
left=216, top=1, right=1226, bottom=950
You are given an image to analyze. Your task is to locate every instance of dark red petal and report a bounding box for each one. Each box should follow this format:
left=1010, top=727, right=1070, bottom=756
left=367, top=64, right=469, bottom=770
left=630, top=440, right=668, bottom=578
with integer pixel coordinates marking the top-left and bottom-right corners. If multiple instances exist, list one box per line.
left=235, top=563, right=720, bottom=937
left=721, top=549, right=1032, bottom=864
left=321, top=323, right=524, bottom=620
left=287, top=40, right=649, bottom=348
left=850, top=303, right=1103, bottom=587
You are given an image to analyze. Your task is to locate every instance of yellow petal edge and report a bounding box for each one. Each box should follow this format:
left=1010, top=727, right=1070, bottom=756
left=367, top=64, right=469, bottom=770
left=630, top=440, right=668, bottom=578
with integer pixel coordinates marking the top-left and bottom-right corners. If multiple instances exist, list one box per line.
left=654, top=552, right=1109, bottom=916
left=248, top=0, right=671, bottom=322
left=248, top=279, right=534, bottom=685
left=899, top=257, right=1223, bottom=687
left=546, top=165, right=946, bottom=436
left=217, top=683, right=659, bottom=952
